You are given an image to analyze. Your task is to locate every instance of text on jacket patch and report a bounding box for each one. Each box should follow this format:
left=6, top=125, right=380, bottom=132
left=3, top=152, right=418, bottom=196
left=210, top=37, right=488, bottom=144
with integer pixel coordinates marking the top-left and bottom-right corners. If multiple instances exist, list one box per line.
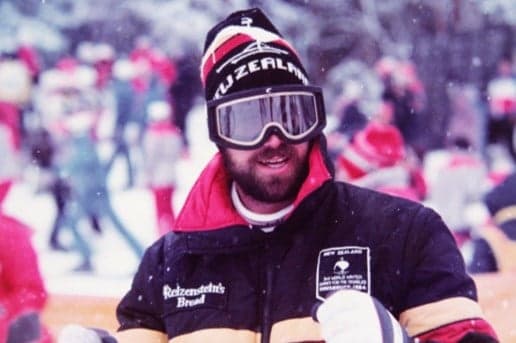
left=316, top=246, right=371, bottom=301
left=163, top=282, right=226, bottom=308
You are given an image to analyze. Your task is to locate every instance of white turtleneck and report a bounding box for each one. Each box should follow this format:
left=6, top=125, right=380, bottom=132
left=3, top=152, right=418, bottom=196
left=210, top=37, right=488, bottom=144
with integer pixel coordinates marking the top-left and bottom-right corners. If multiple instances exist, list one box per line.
left=231, top=182, right=294, bottom=233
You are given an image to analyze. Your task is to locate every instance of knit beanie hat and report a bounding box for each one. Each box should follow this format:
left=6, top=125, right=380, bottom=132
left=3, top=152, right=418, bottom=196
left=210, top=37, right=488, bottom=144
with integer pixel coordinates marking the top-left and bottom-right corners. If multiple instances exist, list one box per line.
left=338, top=122, right=406, bottom=179
left=200, top=8, right=309, bottom=101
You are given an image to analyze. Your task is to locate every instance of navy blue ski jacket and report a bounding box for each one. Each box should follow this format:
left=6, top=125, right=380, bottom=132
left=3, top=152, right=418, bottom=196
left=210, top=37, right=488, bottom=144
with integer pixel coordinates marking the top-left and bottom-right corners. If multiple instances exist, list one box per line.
left=117, top=140, right=496, bottom=342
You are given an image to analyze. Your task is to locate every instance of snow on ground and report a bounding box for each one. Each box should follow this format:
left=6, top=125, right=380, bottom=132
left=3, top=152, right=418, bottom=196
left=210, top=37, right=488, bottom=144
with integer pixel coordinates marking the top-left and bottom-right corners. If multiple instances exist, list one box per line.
left=3, top=106, right=217, bottom=298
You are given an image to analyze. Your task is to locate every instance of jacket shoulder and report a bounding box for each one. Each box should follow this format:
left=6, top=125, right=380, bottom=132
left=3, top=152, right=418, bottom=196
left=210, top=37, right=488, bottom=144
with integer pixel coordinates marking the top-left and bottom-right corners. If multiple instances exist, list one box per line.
left=331, top=181, right=430, bottom=219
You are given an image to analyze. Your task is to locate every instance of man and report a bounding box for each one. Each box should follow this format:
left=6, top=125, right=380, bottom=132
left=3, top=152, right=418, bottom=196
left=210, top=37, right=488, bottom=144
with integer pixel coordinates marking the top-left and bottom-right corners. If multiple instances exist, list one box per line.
left=469, top=171, right=516, bottom=273
left=110, top=8, right=497, bottom=343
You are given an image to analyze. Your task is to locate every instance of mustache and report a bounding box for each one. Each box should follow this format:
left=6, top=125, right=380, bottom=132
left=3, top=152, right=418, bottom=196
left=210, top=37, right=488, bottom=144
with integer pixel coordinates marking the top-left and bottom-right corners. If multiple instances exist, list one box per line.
left=255, top=143, right=293, bottom=160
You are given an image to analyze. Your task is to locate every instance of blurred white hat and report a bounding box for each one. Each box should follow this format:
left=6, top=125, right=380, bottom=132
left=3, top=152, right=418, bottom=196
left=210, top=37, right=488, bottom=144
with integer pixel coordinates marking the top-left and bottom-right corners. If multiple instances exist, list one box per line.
left=113, top=58, right=137, bottom=80
left=64, top=111, right=95, bottom=134
left=73, top=66, right=97, bottom=88
left=342, top=79, right=363, bottom=100
left=0, top=60, right=32, bottom=104
left=77, top=41, right=97, bottom=63
left=95, top=43, right=115, bottom=61
left=78, top=42, right=115, bottom=63
left=40, top=65, right=96, bottom=91
left=147, top=101, right=171, bottom=122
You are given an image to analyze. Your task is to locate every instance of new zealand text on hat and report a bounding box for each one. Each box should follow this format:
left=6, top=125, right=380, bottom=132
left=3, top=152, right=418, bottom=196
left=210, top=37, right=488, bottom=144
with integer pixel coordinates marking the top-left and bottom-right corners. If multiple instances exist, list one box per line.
left=201, top=8, right=309, bottom=100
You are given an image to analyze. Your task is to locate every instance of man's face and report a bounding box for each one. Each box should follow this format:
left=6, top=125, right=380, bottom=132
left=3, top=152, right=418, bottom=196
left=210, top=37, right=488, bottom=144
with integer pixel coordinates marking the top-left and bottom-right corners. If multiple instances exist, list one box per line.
left=221, top=134, right=310, bottom=204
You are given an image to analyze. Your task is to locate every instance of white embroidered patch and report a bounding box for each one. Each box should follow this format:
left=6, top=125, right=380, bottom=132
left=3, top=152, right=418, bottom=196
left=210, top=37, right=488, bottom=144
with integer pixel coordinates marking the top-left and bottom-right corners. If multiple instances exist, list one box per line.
left=316, top=246, right=371, bottom=301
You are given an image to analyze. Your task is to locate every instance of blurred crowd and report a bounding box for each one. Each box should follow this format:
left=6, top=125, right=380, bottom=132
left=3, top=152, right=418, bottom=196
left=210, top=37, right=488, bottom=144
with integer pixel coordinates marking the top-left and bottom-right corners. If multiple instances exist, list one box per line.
left=325, top=54, right=516, bottom=277
left=0, top=36, right=194, bottom=342
left=0, top=34, right=515, bottom=342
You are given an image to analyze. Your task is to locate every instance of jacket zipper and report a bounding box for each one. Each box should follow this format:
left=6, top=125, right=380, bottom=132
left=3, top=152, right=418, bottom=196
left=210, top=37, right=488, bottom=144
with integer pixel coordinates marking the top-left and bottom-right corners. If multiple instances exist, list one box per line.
left=261, top=244, right=274, bottom=343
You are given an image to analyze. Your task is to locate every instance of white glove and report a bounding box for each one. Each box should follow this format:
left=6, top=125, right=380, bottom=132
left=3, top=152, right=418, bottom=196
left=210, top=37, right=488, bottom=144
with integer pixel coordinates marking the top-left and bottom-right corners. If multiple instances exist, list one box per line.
left=58, top=324, right=117, bottom=343
left=315, top=290, right=411, bottom=343
left=58, top=324, right=102, bottom=343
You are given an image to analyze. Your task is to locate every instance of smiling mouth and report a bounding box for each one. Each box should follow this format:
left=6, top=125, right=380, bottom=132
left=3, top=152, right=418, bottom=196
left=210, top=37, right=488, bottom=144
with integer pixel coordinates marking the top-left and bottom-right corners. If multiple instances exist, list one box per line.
left=258, top=156, right=288, bottom=168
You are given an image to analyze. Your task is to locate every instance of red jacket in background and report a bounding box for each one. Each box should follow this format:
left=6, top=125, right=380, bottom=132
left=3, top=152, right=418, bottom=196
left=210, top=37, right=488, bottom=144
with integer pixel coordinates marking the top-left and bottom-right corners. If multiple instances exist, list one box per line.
left=0, top=213, right=48, bottom=342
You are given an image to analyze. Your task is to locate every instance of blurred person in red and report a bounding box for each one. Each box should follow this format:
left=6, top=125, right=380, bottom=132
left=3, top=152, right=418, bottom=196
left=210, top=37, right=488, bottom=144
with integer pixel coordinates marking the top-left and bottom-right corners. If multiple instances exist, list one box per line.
left=77, top=42, right=116, bottom=91
left=142, top=101, right=183, bottom=236
left=129, top=37, right=177, bottom=146
left=129, top=36, right=176, bottom=98
left=15, top=29, right=41, bottom=83
left=336, top=121, right=426, bottom=201
left=92, top=43, right=116, bottom=91
left=0, top=54, right=33, bottom=151
left=0, top=180, right=50, bottom=343
left=375, top=56, right=427, bottom=156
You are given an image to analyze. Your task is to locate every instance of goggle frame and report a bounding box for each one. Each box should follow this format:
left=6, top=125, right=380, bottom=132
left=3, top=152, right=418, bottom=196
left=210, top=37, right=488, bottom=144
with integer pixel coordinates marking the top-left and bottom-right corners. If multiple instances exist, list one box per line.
left=207, top=85, right=326, bottom=149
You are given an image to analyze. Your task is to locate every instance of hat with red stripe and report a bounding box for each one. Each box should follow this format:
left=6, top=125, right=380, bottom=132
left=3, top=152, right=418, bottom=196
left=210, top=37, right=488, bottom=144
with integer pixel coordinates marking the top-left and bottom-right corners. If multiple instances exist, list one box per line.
left=338, top=122, right=406, bottom=179
left=201, top=8, right=309, bottom=101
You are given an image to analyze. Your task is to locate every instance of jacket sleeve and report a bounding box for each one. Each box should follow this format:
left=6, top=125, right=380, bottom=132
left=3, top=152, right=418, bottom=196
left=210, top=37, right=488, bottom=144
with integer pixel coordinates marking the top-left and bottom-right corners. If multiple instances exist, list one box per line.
left=399, top=207, right=498, bottom=342
left=415, top=319, right=498, bottom=342
left=116, top=236, right=167, bottom=333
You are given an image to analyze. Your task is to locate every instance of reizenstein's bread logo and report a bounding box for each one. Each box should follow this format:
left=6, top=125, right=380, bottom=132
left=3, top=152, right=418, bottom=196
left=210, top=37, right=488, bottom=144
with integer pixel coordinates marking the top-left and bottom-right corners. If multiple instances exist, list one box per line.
left=163, top=282, right=226, bottom=308
left=213, top=42, right=308, bottom=99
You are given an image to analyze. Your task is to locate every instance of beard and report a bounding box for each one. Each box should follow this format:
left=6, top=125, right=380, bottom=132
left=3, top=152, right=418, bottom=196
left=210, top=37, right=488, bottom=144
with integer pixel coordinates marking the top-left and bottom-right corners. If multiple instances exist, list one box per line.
left=221, top=143, right=309, bottom=203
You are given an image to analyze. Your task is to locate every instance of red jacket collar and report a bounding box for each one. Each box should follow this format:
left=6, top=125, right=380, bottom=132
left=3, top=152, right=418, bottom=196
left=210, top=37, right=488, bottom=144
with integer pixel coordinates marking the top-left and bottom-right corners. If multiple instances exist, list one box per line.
left=173, top=141, right=332, bottom=232
left=0, top=180, right=12, bottom=205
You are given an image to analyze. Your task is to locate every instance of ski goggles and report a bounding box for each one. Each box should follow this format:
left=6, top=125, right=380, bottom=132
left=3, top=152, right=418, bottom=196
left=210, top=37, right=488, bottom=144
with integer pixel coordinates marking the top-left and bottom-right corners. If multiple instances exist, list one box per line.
left=207, top=85, right=326, bottom=149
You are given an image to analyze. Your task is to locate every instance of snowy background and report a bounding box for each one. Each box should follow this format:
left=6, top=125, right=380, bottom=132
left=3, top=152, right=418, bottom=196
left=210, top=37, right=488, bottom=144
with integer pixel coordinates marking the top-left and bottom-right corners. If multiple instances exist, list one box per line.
left=3, top=106, right=217, bottom=298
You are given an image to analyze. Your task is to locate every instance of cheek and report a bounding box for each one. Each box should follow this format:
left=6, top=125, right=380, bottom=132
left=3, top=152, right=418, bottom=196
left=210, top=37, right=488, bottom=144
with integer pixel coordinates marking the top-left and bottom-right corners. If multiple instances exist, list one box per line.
left=294, top=143, right=310, bottom=158
left=224, top=148, right=254, bottom=169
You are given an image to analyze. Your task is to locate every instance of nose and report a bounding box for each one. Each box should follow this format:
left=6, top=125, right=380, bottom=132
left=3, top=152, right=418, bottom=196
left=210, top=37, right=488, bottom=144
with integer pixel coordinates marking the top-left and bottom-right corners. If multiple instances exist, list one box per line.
left=263, top=132, right=285, bottom=148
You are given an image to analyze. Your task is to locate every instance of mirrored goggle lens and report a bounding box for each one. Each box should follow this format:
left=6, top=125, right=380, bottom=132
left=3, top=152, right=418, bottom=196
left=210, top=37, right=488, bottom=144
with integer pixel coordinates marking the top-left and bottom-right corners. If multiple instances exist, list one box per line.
left=216, top=92, right=320, bottom=146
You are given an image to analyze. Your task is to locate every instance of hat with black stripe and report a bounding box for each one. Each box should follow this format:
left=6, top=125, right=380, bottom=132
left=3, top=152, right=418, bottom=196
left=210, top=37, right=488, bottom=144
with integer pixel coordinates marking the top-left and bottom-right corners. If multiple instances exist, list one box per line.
left=200, top=8, right=309, bottom=101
